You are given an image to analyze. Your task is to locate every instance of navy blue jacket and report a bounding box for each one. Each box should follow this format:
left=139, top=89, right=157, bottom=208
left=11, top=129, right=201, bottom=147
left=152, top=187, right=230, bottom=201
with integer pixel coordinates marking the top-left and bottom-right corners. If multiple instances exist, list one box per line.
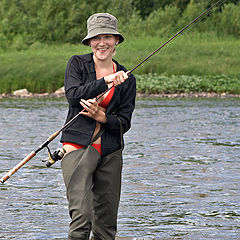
left=60, top=53, right=136, bottom=157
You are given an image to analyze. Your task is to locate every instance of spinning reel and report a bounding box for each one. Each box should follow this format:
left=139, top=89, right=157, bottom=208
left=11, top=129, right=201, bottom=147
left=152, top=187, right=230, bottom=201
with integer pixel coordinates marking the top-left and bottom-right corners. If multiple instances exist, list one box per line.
left=42, top=146, right=66, bottom=167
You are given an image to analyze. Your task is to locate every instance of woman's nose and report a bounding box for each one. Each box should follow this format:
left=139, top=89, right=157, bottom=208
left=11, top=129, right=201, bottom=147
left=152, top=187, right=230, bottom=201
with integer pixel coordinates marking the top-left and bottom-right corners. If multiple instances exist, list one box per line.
left=98, top=37, right=106, bottom=45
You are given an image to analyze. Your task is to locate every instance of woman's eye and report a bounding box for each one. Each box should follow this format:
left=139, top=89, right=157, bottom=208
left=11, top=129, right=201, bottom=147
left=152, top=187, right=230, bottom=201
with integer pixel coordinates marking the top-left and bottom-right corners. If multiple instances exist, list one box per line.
left=94, top=36, right=101, bottom=40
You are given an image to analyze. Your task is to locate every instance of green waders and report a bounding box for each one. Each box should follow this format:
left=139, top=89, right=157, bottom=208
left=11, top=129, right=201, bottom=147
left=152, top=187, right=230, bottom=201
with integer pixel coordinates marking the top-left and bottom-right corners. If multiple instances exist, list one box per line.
left=61, top=145, right=123, bottom=240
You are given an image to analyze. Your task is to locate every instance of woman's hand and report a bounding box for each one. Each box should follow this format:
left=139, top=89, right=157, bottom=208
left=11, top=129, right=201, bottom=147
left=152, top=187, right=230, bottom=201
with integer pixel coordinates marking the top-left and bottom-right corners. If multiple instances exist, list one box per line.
left=80, top=98, right=107, bottom=123
left=104, top=70, right=129, bottom=86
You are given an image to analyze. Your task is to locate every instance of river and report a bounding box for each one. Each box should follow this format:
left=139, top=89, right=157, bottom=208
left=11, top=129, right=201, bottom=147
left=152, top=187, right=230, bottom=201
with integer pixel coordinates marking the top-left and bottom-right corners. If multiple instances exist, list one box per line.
left=0, top=97, right=239, bottom=240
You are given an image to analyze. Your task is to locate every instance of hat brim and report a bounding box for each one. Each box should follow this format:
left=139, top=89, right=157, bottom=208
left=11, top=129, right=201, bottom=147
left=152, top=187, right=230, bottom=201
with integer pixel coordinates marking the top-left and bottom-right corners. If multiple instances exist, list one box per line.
left=82, top=27, right=124, bottom=46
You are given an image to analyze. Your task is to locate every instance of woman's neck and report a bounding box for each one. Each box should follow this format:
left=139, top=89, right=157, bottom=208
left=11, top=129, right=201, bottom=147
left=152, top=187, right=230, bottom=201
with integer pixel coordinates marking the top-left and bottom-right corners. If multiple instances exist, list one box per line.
left=93, top=55, right=113, bottom=70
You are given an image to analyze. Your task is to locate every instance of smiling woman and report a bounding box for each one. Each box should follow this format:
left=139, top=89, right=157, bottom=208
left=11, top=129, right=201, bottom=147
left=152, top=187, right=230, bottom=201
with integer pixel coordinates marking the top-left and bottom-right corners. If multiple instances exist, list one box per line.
left=90, top=34, right=119, bottom=60
left=60, top=13, right=136, bottom=240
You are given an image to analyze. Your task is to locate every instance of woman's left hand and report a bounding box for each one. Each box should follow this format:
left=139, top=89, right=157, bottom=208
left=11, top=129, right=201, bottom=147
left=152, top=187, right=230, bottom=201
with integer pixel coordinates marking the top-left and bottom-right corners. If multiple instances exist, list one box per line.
left=80, top=98, right=107, bottom=123
left=104, top=70, right=129, bottom=86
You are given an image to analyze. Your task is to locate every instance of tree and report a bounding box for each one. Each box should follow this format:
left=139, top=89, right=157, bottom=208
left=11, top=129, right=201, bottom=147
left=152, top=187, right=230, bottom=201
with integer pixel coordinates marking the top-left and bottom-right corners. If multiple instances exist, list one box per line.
left=132, top=0, right=176, bottom=19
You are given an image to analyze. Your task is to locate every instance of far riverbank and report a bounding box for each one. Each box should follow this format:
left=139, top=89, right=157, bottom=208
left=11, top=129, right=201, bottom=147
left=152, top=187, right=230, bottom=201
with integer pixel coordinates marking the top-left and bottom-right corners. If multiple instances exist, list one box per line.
left=0, top=88, right=239, bottom=100
left=0, top=34, right=239, bottom=95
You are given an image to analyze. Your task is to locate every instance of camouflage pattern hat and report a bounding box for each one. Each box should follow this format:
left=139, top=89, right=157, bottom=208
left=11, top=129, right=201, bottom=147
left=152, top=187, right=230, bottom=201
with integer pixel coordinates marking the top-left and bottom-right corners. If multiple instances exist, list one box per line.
left=82, top=13, right=124, bottom=45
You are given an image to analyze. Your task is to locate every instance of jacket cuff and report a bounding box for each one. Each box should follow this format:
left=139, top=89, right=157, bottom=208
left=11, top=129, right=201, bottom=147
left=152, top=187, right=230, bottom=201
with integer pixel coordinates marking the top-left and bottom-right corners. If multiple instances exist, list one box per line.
left=95, top=78, right=108, bottom=95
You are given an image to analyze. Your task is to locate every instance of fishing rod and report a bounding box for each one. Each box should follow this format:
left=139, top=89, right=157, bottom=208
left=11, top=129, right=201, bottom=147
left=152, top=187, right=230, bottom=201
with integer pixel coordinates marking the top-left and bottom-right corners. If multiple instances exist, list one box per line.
left=0, top=0, right=224, bottom=184
left=95, top=0, right=225, bottom=99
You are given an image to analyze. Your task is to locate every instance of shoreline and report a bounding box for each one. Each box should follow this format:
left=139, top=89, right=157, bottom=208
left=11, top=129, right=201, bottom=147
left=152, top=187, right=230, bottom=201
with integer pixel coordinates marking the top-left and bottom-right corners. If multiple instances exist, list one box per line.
left=0, top=88, right=240, bottom=99
left=136, top=92, right=240, bottom=98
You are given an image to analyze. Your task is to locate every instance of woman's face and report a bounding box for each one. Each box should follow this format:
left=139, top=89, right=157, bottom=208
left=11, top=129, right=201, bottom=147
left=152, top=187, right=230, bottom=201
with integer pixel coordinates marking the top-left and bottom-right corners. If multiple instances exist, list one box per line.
left=89, top=34, right=118, bottom=61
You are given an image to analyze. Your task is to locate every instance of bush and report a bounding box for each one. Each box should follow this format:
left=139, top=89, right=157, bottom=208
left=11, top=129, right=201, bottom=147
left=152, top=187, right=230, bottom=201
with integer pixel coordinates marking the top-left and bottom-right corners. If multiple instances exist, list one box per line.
left=145, top=5, right=181, bottom=37
left=0, top=0, right=240, bottom=50
left=214, top=3, right=240, bottom=37
left=177, top=0, right=207, bottom=33
left=121, top=12, right=143, bottom=38
left=179, top=1, right=240, bottom=37
left=0, top=0, right=134, bottom=47
left=136, top=74, right=240, bottom=94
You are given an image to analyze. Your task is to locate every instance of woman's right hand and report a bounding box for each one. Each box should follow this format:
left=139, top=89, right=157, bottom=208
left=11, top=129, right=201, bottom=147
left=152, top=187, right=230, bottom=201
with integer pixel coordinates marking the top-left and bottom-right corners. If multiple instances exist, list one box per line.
left=104, top=71, right=129, bottom=86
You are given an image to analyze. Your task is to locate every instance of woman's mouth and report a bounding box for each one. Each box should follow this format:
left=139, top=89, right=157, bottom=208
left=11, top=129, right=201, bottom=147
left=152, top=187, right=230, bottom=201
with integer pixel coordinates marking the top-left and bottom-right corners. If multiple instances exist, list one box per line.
left=97, top=48, right=108, bottom=53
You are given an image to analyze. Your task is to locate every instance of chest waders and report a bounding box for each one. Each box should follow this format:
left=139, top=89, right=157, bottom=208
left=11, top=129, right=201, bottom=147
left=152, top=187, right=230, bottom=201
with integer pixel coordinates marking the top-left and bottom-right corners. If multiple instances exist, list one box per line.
left=61, top=119, right=124, bottom=240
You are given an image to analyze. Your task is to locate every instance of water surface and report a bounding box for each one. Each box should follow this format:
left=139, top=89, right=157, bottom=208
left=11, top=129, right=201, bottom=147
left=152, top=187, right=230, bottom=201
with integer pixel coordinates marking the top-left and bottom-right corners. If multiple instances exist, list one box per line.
left=0, top=97, right=239, bottom=239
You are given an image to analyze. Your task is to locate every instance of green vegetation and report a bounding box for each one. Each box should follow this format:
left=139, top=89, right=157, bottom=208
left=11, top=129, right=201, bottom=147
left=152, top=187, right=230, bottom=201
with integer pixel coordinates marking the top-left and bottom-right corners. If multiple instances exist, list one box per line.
left=0, top=0, right=239, bottom=95
left=0, top=33, right=239, bottom=94
left=0, top=0, right=239, bottom=49
left=136, top=74, right=240, bottom=94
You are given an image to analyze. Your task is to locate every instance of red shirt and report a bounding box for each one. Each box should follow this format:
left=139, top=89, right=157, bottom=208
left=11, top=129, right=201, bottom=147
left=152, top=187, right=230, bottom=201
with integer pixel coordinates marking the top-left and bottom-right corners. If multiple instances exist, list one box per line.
left=63, top=63, right=116, bottom=155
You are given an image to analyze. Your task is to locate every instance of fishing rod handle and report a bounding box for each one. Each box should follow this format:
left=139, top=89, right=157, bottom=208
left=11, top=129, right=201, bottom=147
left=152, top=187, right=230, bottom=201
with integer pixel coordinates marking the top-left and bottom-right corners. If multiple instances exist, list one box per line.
left=0, top=151, right=36, bottom=184
left=47, top=130, right=61, bottom=141
left=0, top=130, right=61, bottom=183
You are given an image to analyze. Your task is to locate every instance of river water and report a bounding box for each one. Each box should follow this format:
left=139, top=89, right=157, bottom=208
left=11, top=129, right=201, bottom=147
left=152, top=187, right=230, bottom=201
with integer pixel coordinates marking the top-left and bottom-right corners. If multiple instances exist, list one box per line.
left=0, top=97, right=239, bottom=240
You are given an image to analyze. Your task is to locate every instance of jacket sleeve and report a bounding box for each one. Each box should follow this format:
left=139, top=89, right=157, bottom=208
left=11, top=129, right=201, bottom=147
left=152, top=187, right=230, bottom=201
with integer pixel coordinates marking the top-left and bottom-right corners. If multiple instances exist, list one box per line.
left=64, top=56, right=108, bottom=107
left=104, top=72, right=136, bottom=134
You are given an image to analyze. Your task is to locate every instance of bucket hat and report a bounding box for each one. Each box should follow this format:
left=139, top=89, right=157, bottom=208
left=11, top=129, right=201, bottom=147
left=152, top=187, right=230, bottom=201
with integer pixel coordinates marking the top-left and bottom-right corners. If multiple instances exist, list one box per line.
left=82, top=13, right=124, bottom=45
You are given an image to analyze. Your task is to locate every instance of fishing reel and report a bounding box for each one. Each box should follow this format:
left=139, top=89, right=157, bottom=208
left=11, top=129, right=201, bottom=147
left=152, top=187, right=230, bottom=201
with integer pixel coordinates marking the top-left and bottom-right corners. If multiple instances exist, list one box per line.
left=42, top=146, right=66, bottom=167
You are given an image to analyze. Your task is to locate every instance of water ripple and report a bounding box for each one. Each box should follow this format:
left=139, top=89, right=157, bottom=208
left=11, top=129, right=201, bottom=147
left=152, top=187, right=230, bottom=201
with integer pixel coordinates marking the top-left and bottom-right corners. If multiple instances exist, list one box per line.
left=0, top=98, right=240, bottom=239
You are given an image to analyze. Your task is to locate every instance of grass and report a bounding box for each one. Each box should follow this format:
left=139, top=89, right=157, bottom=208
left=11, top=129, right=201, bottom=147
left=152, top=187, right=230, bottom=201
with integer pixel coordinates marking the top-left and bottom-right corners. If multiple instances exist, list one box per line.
left=119, top=32, right=240, bottom=76
left=0, top=33, right=239, bottom=94
left=136, top=74, right=240, bottom=94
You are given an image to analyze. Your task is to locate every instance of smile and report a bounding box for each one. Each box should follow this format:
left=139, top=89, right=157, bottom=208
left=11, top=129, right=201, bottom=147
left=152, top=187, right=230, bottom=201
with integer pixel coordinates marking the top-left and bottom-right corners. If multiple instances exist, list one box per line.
left=97, top=48, right=108, bottom=53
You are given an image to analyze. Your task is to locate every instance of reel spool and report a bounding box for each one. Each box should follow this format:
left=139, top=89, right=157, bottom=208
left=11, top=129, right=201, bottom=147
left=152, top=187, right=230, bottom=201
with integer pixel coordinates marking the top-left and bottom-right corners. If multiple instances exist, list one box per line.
left=42, top=146, right=66, bottom=167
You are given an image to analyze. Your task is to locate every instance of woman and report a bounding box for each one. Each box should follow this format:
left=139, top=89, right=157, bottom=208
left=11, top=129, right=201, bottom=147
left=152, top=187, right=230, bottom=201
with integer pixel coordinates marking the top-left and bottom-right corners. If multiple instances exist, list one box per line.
left=60, top=13, right=136, bottom=240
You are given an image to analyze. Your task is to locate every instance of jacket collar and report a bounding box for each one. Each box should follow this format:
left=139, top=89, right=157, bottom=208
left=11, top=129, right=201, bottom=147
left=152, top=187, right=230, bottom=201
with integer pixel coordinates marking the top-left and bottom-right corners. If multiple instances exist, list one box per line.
left=81, top=53, right=95, bottom=73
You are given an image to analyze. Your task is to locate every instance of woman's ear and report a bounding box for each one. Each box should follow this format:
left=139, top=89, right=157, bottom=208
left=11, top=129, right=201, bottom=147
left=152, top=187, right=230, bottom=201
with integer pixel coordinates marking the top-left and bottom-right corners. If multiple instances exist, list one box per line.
left=115, top=36, right=119, bottom=45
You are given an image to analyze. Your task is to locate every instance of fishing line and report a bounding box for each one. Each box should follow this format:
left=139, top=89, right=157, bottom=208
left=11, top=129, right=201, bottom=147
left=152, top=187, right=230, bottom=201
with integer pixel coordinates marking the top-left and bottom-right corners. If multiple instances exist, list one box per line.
left=128, top=0, right=225, bottom=74
left=0, top=0, right=226, bottom=184
left=97, top=0, right=226, bottom=100
left=158, top=0, right=227, bottom=56
left=178, top=0, right=227, bottom=37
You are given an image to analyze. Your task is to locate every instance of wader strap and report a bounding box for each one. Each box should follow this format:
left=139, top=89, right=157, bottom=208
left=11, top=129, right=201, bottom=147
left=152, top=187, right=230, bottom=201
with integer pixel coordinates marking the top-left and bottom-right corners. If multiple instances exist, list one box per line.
left=116, top=117, right=123, bottom=150
left=90, top=128, right=105, bottom=145
left=90, top=116, right=123, bottom=148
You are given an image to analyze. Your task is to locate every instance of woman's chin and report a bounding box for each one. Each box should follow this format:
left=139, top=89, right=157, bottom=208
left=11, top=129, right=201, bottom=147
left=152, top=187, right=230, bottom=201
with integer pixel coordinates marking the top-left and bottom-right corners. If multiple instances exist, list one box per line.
left=95, top=50, right=113, bottom=61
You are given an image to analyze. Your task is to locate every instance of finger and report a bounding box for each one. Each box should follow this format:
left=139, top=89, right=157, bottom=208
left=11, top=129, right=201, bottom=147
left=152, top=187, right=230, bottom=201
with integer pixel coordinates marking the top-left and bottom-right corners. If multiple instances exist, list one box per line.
left=81, top=99, right=97, bottom=114
left=83, top=98, right=96, bottom=104
left=80, top=99, right=91, bottom=108
left=80, top=102, right=95, bottom=116
left=120, top=74, right=125, bottom=83
left=123, top=72, right=129, bottom=79
left=117, top=75, right=123, bottom=84
left=88, top=98, right=97, bottom=103
left=91, top=98, right=98, bottom=107
left=81, top=98, right=97, bottom=108
left=116, top=78, right=121, bottom=85
left=80, top=101, right=90, bottom=112
left=113, top=76, right=119, bottom=86
left=80, top=110, right=89, bottom=116
left=119, top=71, right=128, bottom=80
left=116, top=73, right=126, bottom=84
